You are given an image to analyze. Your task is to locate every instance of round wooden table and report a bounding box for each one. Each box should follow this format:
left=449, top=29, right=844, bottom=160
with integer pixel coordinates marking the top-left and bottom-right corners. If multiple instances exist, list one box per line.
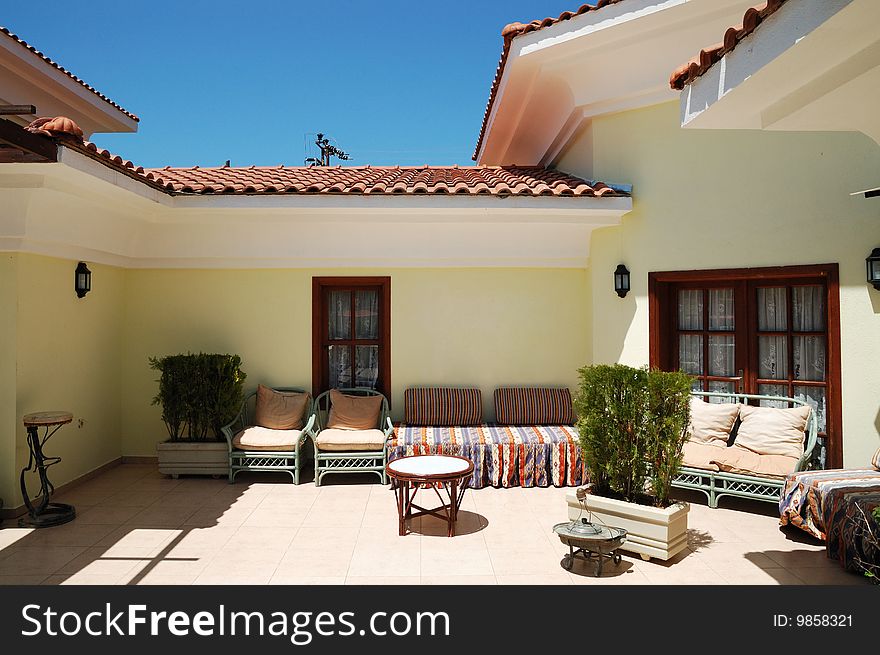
left=19, top=411, right=75, bottom=528
left=386, top=455, right=474, bottom=537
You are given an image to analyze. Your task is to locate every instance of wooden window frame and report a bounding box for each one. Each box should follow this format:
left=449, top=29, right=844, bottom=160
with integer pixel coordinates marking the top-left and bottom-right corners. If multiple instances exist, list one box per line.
left=648, top=264, right=842, bottom=468
left=312, top=276, right=391, bottom=401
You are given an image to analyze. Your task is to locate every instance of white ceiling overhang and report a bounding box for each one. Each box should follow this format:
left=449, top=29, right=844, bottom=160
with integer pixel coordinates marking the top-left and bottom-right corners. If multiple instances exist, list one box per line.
left=0, top=32, right=138, bottom=137
left=679, top=0, right=880, bottom=145
left=476, top=0, right=749, bottom=166
left=0, top=151, right=632, bottom=269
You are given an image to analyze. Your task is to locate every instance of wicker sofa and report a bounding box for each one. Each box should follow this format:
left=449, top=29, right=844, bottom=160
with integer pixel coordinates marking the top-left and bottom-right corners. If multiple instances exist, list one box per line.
left=671, top=391, right=817, bottom=508
left=387, top=386, right=584, bottom=489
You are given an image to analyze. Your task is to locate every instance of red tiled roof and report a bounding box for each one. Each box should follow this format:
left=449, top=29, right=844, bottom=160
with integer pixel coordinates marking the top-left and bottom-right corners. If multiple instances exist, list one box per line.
left=1, top=26, right=139, bottom=122
left=473, top=1, right=627, bottom=161
left=26, top=117, right=625, bottom=198
left=669, top=1, right=788, bottom=90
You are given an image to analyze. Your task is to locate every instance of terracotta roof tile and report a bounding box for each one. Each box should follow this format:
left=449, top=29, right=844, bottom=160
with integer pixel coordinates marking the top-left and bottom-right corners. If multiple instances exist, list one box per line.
left=473, top=1, right=627, bottom=161
left=669, top=1, right=788, bottom=90
left=1, top=25, right=139, bottom=122
left=25, top=115, right=626, bottom=198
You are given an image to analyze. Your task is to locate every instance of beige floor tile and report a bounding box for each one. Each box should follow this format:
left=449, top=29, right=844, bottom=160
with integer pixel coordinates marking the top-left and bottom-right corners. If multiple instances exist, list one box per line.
left=165, top=527, right=237, bottom=556
left=496, top=573, right=573, bottom=585
left=135, top=572, right=202, bottom=585
left=95, top=527, right=182, bottom=558
left=269, top=574, right=346, bottom=585
left=790, top=566, right=871, bottom=585
left=420, top=575, right=498, bottom=585
left=347, top=538, right=420, bottom=577
left=56, top=547, right=146, bottom=576
left=488, top=546, right=562, bottom=576
left=278, top=548, right=354, bottom=576
left=301, top=506, right=367, bottom=528
left=345, top=576, right=420, bottom=585
left=52, top=489, right=116, bottom=507
left=7, top=522, right=117, bottom=549
left=0, top=528, right=35, bottom=552
left=0, top=574, right=49, bottom=585
left=289, top=527, right=359, bottom=549
left=716, top=567, right=805, bottom=585
left=763, top=548, right=837, bottom=569
left=194, top=567, right=274, bottom=585
left=242, top=507, right=309, bottom=528
left=569, top=567, right=651, bottom=585
left=44, top=572, right=133, bottom=585
left=0, top=546, right=87, bottom=575
left=74, top=505, right=145, bottom=525
left=99, top=490, right=168, bottom=508
left=184, top=505, right=256, bottom=528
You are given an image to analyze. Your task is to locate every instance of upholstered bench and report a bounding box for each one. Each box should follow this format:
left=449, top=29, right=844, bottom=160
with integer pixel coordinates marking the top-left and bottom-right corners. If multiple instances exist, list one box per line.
left=672, top=391, right=817, bottom=507
left=387, top=386, right=584, bottom=489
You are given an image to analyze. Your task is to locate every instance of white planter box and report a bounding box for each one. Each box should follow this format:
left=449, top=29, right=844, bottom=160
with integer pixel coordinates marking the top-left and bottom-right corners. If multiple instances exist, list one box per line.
left=157, top=440, right=228, bottom=478
left=565, top=490, right=689, bottom=561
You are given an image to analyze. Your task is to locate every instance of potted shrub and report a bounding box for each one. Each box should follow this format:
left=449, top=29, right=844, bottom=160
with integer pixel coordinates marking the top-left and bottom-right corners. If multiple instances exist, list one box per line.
left=569, top=364, right=692, bottom=561
left=151, top=353, right=246, bottom=478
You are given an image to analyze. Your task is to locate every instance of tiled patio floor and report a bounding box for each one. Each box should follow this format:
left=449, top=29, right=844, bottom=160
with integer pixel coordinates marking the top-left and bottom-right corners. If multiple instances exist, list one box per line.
left=0, top=464, right=870, bottom=585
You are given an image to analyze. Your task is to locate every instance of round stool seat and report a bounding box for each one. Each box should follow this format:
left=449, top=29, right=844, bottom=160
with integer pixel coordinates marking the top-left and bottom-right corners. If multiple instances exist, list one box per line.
left=23, top=411, right=73, bottom=427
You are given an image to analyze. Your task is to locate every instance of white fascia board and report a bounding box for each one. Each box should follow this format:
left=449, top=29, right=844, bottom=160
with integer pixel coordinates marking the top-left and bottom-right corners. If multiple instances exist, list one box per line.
left=680, top=0, right=855, bottom=129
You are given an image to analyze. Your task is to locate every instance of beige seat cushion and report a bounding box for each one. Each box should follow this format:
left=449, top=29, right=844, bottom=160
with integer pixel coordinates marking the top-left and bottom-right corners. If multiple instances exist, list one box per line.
left=681, top=441, right=727, bottom=471
left=733, top=404, right=810, bottom=459
left=315, top=428, right=386, bottom=452
left=233, top=426, right=303, bottom=452
left=710, top=444, right=800, bottom=479
left=327, top=390, right=382, bottom=430
left=254, top=385, right=309, bottom=430
left=687, top=399, right=739, bottom=446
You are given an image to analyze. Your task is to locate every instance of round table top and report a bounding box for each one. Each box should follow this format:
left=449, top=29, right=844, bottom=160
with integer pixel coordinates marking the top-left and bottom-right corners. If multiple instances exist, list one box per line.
left=387, top=454, right=474, bottom=480
left=23, top=411, right=73, bottom=427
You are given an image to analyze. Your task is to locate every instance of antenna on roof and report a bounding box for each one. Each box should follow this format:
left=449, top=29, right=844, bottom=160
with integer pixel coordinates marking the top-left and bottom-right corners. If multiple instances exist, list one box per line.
left=305, top=133, right=351, bottom=167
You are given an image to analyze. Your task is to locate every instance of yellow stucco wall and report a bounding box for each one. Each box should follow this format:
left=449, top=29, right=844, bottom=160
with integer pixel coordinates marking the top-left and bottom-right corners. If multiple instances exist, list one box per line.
left=0, top=255, right=18, bottom=507
left=121, top=267, right=590, bottom=456
left=558, top=101, right=880, bottom=466
left=4, top=254, right=126, bottom=508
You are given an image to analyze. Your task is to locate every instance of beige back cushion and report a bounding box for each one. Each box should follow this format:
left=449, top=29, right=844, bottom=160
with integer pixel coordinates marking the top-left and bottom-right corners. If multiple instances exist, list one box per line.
left=327, top=390, right=382, bottom=430
left=733, top=404, right=810, bottom=459
left=254, top=385, right=309, bottom=430
left=871, top=447, right=880, bottom=471
left=687, top=399, right=739, bottom=446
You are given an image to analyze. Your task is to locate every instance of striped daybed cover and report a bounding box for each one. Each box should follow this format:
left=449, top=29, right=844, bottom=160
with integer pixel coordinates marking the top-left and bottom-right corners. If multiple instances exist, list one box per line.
left=824, top=488, right=880, bottom=575
left=387, top=387, right=584, bottom=489
left=779, top=468, right=880, bottom=540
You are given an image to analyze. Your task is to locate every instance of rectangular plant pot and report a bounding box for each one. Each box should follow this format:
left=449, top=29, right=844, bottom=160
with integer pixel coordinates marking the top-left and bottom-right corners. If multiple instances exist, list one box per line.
left=565, top=490, right=689, bottom=561
left=157, top=440, right=228, bottom=477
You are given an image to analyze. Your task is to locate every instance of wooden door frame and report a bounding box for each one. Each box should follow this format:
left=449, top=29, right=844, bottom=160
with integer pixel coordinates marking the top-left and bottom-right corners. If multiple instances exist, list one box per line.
left=648, top=264, right=841, bottom=467
left=312, top=276, right=392, bottom=401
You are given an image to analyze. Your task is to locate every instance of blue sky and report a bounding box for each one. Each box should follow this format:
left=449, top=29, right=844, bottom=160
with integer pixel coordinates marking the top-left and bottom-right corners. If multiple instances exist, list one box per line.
left=3, top=1, right=578, bottom=167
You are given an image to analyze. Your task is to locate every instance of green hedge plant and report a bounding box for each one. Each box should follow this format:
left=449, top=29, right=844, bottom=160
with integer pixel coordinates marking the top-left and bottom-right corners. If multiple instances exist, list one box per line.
left=574, top=364, right=692, bottom=508
left=149, top=353, right=246, bottom=441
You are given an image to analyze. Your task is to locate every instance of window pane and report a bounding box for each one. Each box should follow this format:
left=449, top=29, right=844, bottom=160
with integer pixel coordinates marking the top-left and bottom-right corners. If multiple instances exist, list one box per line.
left=707, top=380, right=736, bottom=402
left=758, top=335, right=788, bottom=379
left=690, top=378, right=704, bottom=393
left=328, top=291, right=351, bottom=340
left=355, top=345, right=379, bottom=388
left=757, top=287, right=787, bottom=331
left=708, top=288, right=734, bottom=331
left=679, top=335, right=703, bottom=375
left=759, top=384, right=789, bottom=408
left=795, top=385, right=826, bottom=433
left=792, top=286, right=825, bottom=332
left=355, top=290, right=379, bottom=340
left=793, top=336, right=825, bottom=381
left=708, top=335, right=735, bottom=376
left=327, top=345, right=351, bottom=388
left=678, top=290, right=703, bottom=330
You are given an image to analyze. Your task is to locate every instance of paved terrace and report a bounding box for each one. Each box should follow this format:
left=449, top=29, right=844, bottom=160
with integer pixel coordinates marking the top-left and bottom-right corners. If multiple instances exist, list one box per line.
left=0, top=464, right=869, bottom=585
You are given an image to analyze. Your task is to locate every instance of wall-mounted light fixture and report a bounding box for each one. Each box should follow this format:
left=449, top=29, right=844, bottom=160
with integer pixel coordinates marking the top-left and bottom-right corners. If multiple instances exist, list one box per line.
left=613, top=264, right=630, bottom=298
left=867, top=248, right=880, bottom=290
left=74, top=261, right=91, bottom=298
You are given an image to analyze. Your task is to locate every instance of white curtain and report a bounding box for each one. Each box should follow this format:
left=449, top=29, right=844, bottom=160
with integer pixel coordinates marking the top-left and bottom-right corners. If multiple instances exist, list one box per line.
left=355, top=290, right=379, bottom=339
left=758, top=287, right=787, bottom=331
left=678, top=290, right=702, bottom=329
left=328, top=345, right=351, bottom=388
left=792, top=286, right=825, bottom=331
left=328, top=290, right=351, bottom=339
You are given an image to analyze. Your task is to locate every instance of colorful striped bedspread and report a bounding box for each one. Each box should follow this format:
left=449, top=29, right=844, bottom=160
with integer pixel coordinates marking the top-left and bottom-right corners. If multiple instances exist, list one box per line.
left=779, top=469, right=880, bottom=540
left=388, top=425, right=584, bottom=489
left=824, top=488, right=880, bottom=574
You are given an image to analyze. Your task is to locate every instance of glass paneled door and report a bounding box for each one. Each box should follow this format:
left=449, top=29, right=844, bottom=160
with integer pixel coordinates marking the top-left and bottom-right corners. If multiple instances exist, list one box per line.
left=650, top=266, right=840, bottom=467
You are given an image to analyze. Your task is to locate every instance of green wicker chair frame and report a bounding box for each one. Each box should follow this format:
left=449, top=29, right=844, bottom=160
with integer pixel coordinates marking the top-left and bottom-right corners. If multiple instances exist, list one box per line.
left=672, top=390, right=818, bottom=508
left=221, top=387, right=314, bottom=485
left=309, top=388, right=393, bottom=487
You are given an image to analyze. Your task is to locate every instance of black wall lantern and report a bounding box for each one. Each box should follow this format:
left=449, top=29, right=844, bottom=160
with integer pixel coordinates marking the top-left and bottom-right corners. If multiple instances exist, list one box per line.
left=867, top=248, right=880, bottom=291
left=74, top=261, right=91, bottom=298
left=614, top=264, right=630, bottom=298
